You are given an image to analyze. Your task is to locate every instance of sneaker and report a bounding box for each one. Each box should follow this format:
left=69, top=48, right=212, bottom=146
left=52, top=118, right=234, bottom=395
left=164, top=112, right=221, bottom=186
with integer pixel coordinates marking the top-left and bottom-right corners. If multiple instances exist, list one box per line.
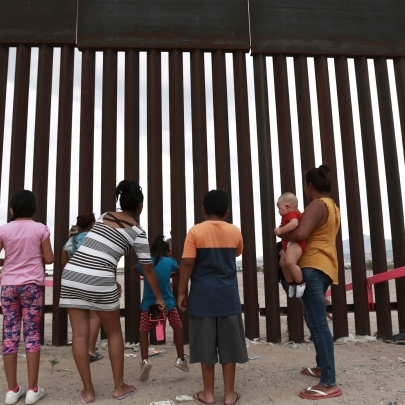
left=174, top=357, right=189, bottom=372
left=140, top=359, right=152, bottom=382
left=5, top=386, right=26, bottom=405
left=25, top=387, right=45, bottom=404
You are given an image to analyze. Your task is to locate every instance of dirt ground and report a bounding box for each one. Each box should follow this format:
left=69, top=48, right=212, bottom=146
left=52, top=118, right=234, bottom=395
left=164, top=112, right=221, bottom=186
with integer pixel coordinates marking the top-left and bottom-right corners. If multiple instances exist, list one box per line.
left=1, top=272, right=404, bottom=405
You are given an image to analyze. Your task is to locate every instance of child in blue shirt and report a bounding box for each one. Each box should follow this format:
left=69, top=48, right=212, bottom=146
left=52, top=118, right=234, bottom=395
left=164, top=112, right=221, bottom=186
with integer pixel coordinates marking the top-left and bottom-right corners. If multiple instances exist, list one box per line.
left=136, top=235, right=188, bottom=382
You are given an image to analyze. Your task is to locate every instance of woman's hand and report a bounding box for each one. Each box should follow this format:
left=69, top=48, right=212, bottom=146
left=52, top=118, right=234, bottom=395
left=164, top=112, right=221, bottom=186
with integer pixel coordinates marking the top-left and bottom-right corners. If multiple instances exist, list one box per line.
left=177, top=293, right=187, bottom=312
left=156, top=300, right=168, bottom=315
left=116, top=282, right=122, bottom=298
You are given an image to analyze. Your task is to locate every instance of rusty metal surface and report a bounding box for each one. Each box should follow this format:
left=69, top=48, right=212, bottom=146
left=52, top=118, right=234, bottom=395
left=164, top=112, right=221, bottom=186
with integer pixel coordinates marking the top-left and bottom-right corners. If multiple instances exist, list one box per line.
left=32, top=45, right=53, bottom=223
left=8, top=45, right=30, bottom=202
left=233, top=51, right=259, bottom=339
left=190, top=50, right=209, bottom=224
left=52, top=45, right=74, bottom=346
left=293, top=55, right=315, bottom=207
left=0, top=0, right=76, bottom=44
left=211, top=50, right=233, bottom=223
left=250, top=0, right=405, bottom=56
left=334, top=56, right=370, bottom=335
left=0, top=46, right=8, bottom=195
left=77, top=0, right=249, bottom=50
left=78, top=50, right=95, bottom=213
left=374, top=58, right=405, bottom=332
left=314, top=56, right=348, bottom=339
left=354, top=57, right=392, bottom=338
left=253, top=54, right=281, bottom=343
left=394, top=58, right=405, bottom=164
left=147, top=49, right=164, bottom=345
left=101, top=49, right=117, bottom=214
left=124, top=49, right=141, bottom=344
left=169, top=49, right=189, bottom=341
left=31, top=45, right=53, bottom=344
left=273, top=54, right=304, bottom=342
left=147, top=50, right=163, bottom=241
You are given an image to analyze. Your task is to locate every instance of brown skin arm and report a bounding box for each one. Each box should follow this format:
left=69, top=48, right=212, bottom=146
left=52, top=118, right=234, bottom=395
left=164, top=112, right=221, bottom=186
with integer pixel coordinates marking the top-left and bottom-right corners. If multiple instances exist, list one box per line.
left=138, top=262, right=168, bottom=314
left=41, top=236, right=54, bottom=264
left=177, top=258, right=195, bottom=312
left=282, top=200, right=328, bottom=242
left=61, top=249, right=69, bottom=269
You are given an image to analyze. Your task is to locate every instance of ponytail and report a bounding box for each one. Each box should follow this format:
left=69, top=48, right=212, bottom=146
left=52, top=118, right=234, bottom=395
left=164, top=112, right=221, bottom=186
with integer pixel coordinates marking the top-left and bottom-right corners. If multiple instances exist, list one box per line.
left=150, top=235, right=170, bottom=265
left=115, top=180, right=144, bottom=212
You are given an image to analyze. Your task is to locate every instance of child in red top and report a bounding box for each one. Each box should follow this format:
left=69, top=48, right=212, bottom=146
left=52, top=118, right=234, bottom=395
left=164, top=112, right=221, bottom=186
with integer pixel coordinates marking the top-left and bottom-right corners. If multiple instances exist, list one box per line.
left=274, top=192, right=307, bottom=298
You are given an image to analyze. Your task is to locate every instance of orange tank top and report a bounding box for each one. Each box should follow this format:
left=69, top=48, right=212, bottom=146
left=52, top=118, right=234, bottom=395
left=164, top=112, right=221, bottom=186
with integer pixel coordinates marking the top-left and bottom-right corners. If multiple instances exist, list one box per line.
left=298, top=198, right=340, bottom=284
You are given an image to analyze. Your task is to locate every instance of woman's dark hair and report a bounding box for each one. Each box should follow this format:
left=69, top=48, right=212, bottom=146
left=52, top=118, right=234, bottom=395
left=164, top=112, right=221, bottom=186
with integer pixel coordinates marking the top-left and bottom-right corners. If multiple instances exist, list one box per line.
left=10, top=190, right=37, bottom=219
left=305, top=164, right=332, bottom=192
left=115, top=180, right=144, bottom=212
left=76, top=212, right=95, bottom=230
left=150, top=235, right=170, bottom=265
left=203, top=190, right=229, bottom=217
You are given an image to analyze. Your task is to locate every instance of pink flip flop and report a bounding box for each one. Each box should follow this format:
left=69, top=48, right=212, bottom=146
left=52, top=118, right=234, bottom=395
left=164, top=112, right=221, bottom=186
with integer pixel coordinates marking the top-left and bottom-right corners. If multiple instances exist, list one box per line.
left=299, top=386, right=343, bottom=400
left=114, top=385, right=137, bottom=400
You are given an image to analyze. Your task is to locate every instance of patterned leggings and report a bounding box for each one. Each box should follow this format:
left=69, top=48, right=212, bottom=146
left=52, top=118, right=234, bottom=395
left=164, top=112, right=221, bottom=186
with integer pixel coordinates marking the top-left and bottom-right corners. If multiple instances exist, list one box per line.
left=1, top=284, right=44, bottom=355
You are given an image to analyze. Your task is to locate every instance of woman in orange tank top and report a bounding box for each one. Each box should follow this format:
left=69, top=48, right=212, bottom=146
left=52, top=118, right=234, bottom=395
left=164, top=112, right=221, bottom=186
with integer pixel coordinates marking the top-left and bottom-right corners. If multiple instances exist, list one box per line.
left=282, top=164, right=342, bottom=400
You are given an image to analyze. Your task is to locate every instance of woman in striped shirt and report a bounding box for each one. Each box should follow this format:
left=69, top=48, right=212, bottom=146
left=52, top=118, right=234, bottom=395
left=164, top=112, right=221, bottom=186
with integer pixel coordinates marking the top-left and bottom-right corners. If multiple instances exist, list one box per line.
left=60, top=180, right=167, bottom=403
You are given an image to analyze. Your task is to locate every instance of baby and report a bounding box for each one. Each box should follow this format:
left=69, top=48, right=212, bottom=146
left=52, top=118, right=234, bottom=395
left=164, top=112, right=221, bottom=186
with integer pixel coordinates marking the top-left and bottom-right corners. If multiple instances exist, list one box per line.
left=274, top=192, right=307, bottom=298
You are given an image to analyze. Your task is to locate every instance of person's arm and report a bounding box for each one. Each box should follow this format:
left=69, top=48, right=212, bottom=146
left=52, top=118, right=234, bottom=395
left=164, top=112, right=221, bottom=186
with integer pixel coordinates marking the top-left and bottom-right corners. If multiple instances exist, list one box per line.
left=282, top=200, right=328, bottom=242
left=61, top=249, right=69, bottom=268
left=177, top=258, right=195, bottom=312
left=138, top=262, right=168, bottom=314
left=41, top=236, right=54, bottom=265
left=274, top=218, right=299, bottom=237
left=133, top=263, right=143, bottom=276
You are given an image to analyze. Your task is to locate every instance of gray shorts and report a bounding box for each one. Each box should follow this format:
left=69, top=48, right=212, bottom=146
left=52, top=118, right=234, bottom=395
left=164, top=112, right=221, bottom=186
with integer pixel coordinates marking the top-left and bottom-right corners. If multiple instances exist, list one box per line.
left=189, top=314, right=249, bottom=366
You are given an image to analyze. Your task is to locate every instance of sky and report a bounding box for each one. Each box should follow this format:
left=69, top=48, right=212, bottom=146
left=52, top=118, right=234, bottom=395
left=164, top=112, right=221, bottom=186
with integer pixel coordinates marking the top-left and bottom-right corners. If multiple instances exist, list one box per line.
left=1, top=48, right=404, bottom=259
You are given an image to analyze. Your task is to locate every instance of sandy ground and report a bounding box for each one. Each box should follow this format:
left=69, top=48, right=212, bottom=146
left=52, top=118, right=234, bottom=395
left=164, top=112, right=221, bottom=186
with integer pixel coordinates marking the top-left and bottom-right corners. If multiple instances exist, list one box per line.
left=1, top=271, right=404, bottom=405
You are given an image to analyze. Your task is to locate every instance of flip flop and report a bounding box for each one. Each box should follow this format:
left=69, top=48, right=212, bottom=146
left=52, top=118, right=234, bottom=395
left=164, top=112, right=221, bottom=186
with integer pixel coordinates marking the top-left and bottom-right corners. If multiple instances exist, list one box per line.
left=114, top=386, right=137, bottom=400
left=89, top=353, right=104, bottom=362
left=300, top=368, right=320, bottom=378
left=225, top=392, right=241, bottom=405
left=80, top=391, right=94, bottom=404
left=299, top=386, right=343, bottom=400
left=193, top=391, right=217, bottom=405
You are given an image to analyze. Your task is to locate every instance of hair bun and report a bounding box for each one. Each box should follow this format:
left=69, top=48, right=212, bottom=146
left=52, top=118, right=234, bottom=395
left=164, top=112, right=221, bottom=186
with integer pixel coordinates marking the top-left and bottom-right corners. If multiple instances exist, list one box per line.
left=319, top=164, right=330, bottom=175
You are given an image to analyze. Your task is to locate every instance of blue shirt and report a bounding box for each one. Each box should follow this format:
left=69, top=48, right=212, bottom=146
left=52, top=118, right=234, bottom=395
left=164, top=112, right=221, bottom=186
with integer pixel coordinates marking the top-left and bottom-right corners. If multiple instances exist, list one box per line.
left=63, top=232, right=88, bottom=259
left=137, top=256, right=178, bottom=311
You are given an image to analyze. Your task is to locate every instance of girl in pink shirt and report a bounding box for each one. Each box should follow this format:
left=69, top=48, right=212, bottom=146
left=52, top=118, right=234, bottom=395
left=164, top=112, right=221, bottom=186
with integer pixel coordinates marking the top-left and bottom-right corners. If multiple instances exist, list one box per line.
left=0, top=190, right=54, bottom=405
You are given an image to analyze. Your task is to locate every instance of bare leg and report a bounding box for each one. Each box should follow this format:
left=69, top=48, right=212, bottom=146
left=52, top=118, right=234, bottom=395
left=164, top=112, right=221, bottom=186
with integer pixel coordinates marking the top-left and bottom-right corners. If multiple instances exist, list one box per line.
left=68, top=308, right=95, bottom=403
left=3, top=354, right=18, bottom=389
left=279, top=251, right=294, bottom=283
left=194, top=363, right=215, bottom=404
left=26, top=352, right=41, bottom=388
left=283, top=243, right=303, bottom=283
left=173, top=328, right=184, bottom=359
left=222, top=362, right=237, bottom=405
left=96, top=309, right=134, bottom=399
left=88, top=311, right=101, bottom=357
left=139, top=330, right=149, bottom=361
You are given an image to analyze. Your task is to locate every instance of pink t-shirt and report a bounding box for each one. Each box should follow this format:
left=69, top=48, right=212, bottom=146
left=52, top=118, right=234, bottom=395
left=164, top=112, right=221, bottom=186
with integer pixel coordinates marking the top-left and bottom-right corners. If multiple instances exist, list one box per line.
left=0, top=220, right=50, bottom=286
